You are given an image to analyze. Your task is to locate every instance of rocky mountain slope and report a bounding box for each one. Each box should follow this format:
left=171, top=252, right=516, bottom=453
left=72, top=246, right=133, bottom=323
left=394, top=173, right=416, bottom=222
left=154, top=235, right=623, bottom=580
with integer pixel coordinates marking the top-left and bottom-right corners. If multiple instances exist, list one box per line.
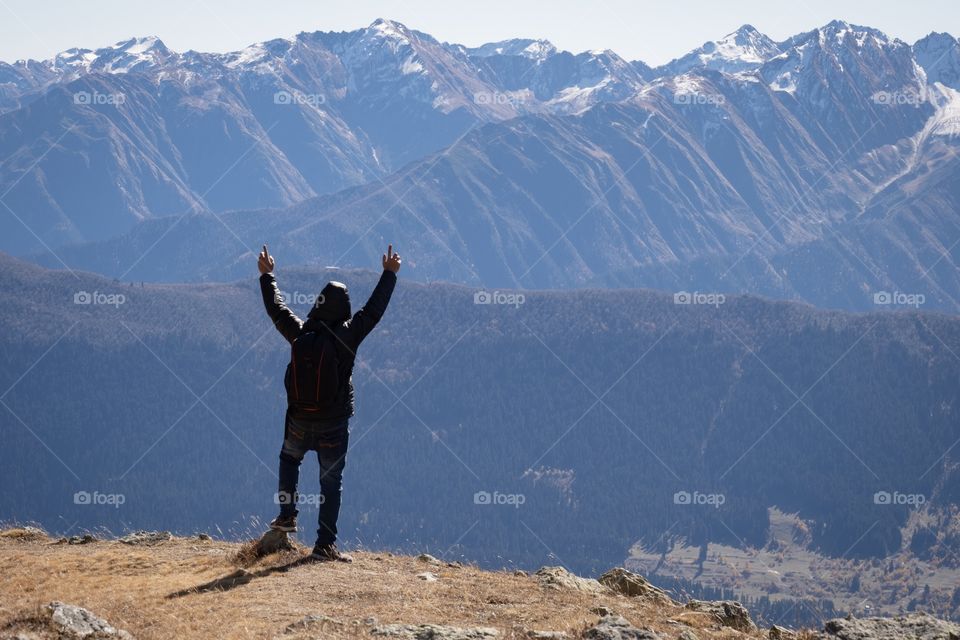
left=2, top=528, right=959, bottom=639
left=18, top=21, right=960, bottom=311
left=0, top=19, right=653, bottom=254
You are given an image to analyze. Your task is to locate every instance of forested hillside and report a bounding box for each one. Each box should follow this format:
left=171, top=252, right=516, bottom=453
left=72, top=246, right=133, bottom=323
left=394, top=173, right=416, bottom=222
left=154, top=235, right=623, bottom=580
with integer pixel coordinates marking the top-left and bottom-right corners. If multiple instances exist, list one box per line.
left=1, top=253, right=958, bottom=578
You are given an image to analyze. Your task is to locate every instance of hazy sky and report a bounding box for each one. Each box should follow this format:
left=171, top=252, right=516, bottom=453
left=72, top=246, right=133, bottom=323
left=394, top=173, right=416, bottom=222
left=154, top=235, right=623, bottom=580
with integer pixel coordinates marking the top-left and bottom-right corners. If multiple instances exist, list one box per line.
left=1, top=0, right=958, bottom=66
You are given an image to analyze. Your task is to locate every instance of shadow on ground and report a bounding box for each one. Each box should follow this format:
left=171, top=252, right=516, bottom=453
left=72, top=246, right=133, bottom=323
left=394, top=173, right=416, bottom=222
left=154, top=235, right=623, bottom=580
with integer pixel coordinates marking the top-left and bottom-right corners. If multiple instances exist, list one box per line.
left=167, top=530, right=312, bottom=598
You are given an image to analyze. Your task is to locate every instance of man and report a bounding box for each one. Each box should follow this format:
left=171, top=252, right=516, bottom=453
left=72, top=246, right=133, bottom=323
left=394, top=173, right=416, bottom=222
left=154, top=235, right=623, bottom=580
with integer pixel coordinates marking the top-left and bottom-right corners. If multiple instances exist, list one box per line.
left=258, top=243, right=401, bottom=561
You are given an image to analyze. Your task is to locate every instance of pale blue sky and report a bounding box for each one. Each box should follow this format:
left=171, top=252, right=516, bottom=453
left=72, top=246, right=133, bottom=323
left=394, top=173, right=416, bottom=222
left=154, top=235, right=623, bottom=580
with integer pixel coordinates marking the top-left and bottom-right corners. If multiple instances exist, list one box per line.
left=1, top=0, right=958, bottom=66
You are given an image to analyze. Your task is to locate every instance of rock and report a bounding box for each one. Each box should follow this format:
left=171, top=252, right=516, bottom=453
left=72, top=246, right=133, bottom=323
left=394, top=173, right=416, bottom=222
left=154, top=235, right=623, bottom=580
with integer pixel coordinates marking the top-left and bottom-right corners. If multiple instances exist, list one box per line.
left=819, top=612, right=960, bottom=639
left=526, top=632, right=569, bottom=639
left=253, top=529, right=296, bottom=556
left=117, top=531, right=171, bottom=545
left=40, top=602, right=134, bottom=639
left=283, top=614, right=344, bottom=634
left=678, top=631, right=699, bottom=640
left=196, top=533, right=212, bottom=541
left=513, top=569, right=528, bottom=577
left=684, top=600, right=756, bottom=632
left=364, top=617, right=380, bottom=626
left=417, top=553, right=442, bottom=565
left=769, top=625, right=796, bottom=639
left=589, top=606, right=617, bottom=617
left=446, top=561, right=463, bottom=568
left=0, top=526, right=47, bottom=542
left=598, top=568, right=672, bottom=603
left=416, top=572, right=438, bottom=582
left=534, top=566, right=608, bottom=594
left=55, top=534, right=97, bottom=545
left=372, top=623, right=498, bottom=639
left=582, top=615, right=661, bottom=640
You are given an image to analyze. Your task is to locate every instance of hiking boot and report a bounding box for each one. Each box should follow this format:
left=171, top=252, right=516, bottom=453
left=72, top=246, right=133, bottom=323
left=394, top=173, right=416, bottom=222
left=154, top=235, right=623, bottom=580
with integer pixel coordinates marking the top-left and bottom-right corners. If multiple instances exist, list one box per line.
left=269, top=514, right=297, bottom=532
left=310, top=542, right=354, bottom=563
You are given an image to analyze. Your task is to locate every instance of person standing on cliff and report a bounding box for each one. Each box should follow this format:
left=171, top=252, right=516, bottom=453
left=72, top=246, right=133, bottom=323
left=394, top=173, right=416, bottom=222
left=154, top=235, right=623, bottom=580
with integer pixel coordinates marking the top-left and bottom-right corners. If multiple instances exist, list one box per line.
left=257, top=243, right=401, bottom=561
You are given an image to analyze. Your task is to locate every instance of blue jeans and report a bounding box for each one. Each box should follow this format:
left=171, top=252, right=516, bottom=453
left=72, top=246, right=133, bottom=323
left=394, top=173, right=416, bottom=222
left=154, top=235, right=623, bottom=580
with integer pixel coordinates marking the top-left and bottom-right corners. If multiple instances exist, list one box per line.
left=277, top=413, right=349, bottom=546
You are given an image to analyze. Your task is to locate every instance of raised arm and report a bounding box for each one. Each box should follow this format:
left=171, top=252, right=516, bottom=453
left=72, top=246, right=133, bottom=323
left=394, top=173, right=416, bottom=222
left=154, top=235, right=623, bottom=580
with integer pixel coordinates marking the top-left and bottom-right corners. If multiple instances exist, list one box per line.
left=258, top=244, right=302, bottom=343
left=349, top=245, right=401, bottom=345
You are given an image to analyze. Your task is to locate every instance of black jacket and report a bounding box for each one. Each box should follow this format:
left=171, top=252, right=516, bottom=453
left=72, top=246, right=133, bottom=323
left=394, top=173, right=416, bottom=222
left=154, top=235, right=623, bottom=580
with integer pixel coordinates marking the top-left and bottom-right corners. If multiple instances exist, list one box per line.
left=260, top=270, right=397, bottom=420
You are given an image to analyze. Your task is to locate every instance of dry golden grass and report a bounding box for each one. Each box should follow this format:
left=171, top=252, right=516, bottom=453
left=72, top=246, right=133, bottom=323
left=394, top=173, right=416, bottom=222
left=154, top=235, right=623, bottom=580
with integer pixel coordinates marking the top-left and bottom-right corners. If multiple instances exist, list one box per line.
left=0, top=530, right=770, bottom=639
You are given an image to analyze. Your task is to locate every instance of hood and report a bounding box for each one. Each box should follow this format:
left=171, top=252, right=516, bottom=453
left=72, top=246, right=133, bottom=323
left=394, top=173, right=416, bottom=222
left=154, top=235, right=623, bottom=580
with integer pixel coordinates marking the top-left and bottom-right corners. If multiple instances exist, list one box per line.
left=307, top=281, right=351, bottom=324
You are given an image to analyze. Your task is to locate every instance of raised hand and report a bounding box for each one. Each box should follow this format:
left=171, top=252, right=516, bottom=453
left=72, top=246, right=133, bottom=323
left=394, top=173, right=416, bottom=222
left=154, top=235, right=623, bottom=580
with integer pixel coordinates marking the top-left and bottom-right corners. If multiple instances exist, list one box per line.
left=382, top=244, right=402, bottom=273
left=380, top=244, right=400, bottom=273
left=258, top=244, right=275, bottom=275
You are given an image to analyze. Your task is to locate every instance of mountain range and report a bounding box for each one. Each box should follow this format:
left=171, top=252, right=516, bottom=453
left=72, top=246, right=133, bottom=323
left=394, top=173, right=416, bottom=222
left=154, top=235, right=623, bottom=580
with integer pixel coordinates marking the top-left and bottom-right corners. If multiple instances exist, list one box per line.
left=3, top=20, right=960, bottom=312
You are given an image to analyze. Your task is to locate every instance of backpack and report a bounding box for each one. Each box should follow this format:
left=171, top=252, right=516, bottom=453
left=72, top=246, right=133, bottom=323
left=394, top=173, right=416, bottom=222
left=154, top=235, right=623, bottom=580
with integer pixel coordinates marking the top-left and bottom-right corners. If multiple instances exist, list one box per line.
left=285, top=328, right=339, bottom=411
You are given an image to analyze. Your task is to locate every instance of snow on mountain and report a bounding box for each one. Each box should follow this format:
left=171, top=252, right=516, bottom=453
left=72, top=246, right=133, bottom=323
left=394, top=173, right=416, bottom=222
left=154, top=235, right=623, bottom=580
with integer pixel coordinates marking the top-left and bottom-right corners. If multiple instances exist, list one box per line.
left=760, top=20, right=922, bottom=101
left=466, top=38, right=558, bottom=60
left=4, top=16, right=960, bottom=300
left=656, top=24, right=782, bottom=76
left=914, top=32, right=960, bottom=89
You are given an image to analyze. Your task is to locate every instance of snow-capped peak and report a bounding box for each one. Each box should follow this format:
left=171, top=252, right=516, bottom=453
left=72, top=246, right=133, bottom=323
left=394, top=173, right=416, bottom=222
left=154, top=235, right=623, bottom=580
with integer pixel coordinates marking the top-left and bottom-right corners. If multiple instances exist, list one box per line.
left=914, top=32, right=960, bottom=89
left=658, top=24, right=781, bottom=75
left=92, top=36, right=173, bottom=73
left=50, top=48, right=97, bottom=71
left=42, top=36, right=174, bottom=75
left=788, top=20, right=894, bottom=51
left=367, top=18, right=412, bottom=42
left=466, top=38, right=557, bottom=61
left=116, top=36, right=167, bottom=56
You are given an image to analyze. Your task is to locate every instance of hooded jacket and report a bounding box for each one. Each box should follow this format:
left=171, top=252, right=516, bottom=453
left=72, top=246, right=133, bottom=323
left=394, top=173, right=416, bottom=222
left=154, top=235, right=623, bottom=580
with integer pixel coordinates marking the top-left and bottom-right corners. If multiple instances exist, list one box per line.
left=259, top=270, right=397, bottom=421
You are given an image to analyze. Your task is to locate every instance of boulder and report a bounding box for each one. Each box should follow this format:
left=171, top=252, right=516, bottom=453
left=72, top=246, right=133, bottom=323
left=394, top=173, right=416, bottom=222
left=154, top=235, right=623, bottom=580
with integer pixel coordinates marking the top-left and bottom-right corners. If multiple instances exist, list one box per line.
left=678, top=630, right=699, bottom=640
left=581, top=615, right=661, bottom=639
left=16, top=602, right=136, bottom=639
left=819, top=612, right=960, bottom=639
left=534, top=567, right=608, bottom=594
left=416, top=572, right=439, bottom=582
left=283, top=614, right=344, bottom=635
left=526, top=632, right=569, bottom=639
left=597, top=568, right=672, bottom=603
left=417, top=553, right=443, bottom=565
left=55, top=534, right=97, bottom=545
left=253, top=529, right=296, bottom=556
left=372, top=623, right=498, bottom=639
left=683, top=600, right=756, bottom=632
left=117, top=531, right=171, bottom=545
left=769, top=624, right=797, bottom=639
left=0, top=526, right=47, bottom=542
